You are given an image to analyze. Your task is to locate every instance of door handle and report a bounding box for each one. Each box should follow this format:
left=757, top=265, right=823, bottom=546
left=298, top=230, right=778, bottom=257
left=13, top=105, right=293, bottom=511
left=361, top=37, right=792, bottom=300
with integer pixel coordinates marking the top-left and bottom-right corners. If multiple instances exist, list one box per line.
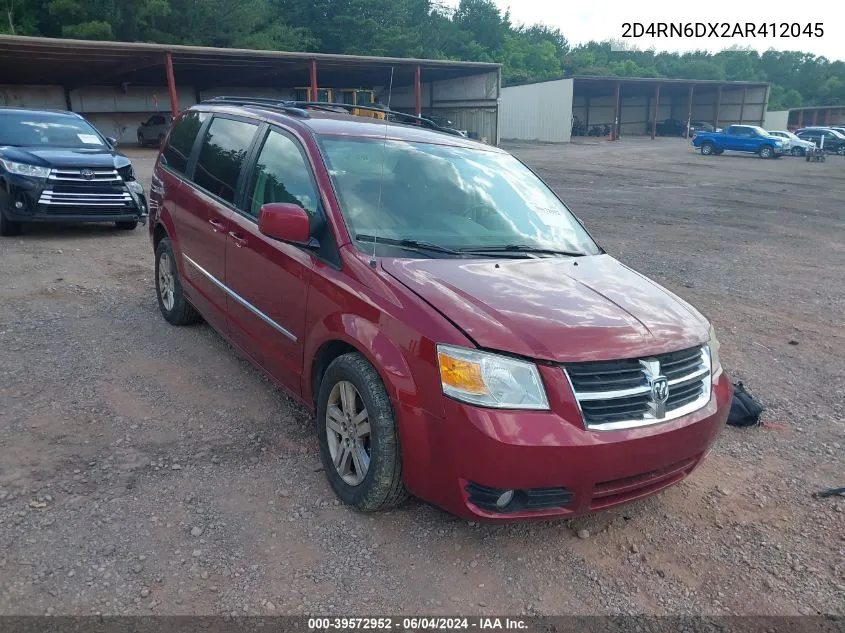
left=208, top=218, right=226, bottom=233
left=228, top=231, right=248, bottom=248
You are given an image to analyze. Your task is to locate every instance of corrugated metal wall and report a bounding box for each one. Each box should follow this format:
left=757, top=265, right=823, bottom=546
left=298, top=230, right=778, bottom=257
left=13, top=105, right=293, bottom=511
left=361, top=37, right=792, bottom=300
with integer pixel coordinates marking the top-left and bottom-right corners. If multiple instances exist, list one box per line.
left=499, top=79, right=573, bottom=143
left=763, top=110, right=789, bottom=130
left=388, top=70, right=500, bottom=143
left=433, top=108, right=497, bottom=144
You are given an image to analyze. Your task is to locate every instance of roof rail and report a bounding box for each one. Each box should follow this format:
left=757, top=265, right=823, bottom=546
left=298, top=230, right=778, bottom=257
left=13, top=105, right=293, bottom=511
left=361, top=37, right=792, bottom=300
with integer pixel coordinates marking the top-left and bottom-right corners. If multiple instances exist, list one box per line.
left=200, top=96, right=311, bottom=118
left=284, top=101, right=464, bottom=136
left=201, top=96, right=465, bottom=138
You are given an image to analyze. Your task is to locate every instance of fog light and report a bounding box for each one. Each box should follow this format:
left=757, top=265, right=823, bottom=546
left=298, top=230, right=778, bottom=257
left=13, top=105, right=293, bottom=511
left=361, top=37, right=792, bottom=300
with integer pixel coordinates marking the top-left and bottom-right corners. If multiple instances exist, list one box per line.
left=14, top=200, right=23, bottom=209
left=495, top=490, right=515, bottom=509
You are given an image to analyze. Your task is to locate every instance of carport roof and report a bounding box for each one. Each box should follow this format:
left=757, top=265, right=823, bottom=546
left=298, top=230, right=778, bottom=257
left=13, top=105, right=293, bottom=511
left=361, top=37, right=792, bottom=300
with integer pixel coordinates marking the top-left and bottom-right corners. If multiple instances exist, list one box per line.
left=0, top=35, right=500, bottom=90
left=507, top=75, right=770, bottom=97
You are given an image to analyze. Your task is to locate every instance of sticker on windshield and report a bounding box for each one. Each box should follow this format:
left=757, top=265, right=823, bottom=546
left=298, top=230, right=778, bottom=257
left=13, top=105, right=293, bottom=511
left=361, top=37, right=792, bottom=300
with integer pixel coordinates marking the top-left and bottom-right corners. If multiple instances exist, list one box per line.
left=77, top=134, right=102, bottom=144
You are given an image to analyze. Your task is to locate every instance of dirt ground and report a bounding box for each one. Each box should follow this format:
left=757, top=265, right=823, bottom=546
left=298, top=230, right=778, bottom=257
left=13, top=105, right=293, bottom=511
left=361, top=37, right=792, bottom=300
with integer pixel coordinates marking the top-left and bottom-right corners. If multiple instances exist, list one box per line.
left=0, top=138, right=843, bottom=617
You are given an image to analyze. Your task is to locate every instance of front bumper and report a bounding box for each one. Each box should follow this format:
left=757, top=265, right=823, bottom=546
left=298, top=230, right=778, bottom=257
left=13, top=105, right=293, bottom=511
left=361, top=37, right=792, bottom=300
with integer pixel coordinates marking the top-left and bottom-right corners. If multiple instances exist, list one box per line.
left=398, top=367, right=731, bottom=521
left=2, top=171, right=147, bottom=225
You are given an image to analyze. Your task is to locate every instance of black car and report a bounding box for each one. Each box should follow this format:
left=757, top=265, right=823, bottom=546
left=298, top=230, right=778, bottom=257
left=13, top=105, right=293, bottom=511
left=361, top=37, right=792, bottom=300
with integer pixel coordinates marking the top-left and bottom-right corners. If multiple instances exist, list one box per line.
left=794, top=127, right=845, bottom=155
left=655, top=118, right=687, bottom=136
left=0, top=108, right=147, bottom=236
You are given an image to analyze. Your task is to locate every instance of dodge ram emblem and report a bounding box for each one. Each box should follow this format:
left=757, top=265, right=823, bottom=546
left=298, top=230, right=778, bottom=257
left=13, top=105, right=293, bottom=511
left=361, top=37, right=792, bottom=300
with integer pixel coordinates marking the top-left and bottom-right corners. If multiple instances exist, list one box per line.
left=651, top=376, right=669, bottom=404
left=80, top=169, right=95, bottom=180
left=640, top=359, right=670, bottom=418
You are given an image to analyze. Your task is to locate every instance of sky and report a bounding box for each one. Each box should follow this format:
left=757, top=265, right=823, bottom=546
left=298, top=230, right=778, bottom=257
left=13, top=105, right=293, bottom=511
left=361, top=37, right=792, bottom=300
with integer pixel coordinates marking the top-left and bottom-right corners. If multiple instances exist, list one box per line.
left=444, top=0, right=845, bottom=62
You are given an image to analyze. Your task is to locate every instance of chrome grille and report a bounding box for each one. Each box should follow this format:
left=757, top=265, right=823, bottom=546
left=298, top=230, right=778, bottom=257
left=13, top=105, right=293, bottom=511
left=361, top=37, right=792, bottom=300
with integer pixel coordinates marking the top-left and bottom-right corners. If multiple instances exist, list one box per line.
left=48, top=168, right=122, bottom=183
left=38, top=168, right=133, bottom=212
left=564, top=346, right=711, bottom=431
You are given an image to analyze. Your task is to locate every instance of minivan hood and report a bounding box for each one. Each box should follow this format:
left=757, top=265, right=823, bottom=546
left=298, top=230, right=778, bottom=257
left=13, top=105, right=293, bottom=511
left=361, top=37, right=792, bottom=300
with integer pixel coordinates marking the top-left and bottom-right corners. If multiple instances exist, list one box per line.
left=0, top=146, right=129, bottom=169
left=381, top=254, right=710, bottom=363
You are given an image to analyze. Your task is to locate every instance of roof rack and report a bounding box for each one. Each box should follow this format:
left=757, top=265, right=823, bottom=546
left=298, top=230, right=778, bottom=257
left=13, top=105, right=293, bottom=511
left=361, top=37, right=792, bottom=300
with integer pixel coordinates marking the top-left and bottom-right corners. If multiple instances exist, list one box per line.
left=283, top=101, right=464, bottom=136
left=201, top=96, right=311, bottom=118
left=201, top=96, right=464, bottom=137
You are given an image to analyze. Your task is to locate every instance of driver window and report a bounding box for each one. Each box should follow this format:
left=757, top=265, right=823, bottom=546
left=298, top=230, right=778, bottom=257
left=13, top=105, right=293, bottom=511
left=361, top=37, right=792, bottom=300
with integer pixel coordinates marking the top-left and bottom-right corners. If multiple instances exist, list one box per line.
left=245, top=129, right=319, bottom=220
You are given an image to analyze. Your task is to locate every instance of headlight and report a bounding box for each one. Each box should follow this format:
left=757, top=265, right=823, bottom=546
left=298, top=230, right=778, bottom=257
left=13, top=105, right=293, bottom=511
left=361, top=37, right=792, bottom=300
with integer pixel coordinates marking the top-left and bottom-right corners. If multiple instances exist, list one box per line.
left=705, top=325, right=721, bottom=378
left=0, top=158, right=50, bottom=178
left=118, top=164, right=136, bottom=181
left=436, top=344, right=549, bottom=410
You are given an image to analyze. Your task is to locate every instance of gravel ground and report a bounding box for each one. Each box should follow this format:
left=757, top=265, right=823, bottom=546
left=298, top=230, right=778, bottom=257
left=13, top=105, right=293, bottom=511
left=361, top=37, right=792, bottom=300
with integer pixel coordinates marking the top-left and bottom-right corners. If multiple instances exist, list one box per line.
left=0, top=139, right=843, bottom=617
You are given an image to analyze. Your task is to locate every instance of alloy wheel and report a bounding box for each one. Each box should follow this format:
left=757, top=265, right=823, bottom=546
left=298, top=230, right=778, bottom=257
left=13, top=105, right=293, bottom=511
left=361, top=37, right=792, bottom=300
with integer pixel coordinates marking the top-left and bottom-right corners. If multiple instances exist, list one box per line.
left=325, top=380, right=371, bottom=486
left=158, top=251, right=175, bottom=312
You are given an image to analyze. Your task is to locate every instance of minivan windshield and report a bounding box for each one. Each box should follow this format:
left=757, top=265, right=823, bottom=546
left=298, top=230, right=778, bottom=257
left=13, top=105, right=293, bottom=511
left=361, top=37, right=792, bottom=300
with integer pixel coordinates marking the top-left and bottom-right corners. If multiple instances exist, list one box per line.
left=318, top=137, right=601, bottom=257
left=0, top=111, right=106, bottom=148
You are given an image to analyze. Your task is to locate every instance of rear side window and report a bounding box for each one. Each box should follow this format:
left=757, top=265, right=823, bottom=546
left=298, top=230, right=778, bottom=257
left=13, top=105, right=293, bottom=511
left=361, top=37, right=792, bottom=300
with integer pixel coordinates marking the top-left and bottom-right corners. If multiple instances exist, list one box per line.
left=193, top=117, right=259, bottom=205
left=161, top=111, right=208, bottom=175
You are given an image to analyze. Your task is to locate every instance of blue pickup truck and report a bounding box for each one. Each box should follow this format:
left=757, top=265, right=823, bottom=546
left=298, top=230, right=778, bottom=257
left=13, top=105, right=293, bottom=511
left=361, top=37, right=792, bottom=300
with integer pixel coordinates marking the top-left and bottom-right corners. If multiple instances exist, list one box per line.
left=692, top=125, right=786, bottom=159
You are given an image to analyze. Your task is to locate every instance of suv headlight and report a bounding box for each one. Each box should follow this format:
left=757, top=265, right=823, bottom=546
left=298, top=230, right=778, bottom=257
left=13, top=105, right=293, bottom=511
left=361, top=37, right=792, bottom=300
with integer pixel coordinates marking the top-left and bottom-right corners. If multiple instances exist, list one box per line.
left=117, top=164, right=136, bottom=181
left=0, top=159, right=50, bottom=178
left=436, top=344, right=549, bottom=410
left=705, top=325, right=722, bottom=378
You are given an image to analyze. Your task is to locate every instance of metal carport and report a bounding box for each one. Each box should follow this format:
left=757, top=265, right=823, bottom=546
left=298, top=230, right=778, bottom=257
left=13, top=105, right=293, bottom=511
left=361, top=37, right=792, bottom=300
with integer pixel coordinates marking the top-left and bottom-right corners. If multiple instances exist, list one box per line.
left=0, top=35, right=501, bottom=145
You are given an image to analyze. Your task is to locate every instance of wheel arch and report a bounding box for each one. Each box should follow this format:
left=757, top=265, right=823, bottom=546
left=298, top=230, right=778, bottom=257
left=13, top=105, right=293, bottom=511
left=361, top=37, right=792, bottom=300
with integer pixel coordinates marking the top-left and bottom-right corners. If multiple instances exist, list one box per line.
left=304, top=319, right=422, bottom=414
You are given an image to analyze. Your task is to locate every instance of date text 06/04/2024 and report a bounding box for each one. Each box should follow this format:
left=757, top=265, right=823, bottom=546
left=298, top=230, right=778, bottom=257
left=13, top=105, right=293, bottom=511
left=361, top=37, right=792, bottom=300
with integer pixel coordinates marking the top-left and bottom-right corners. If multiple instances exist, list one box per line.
left=621, top=22, right=823, bottom=38
left=307, top=618, right=528, bottom=630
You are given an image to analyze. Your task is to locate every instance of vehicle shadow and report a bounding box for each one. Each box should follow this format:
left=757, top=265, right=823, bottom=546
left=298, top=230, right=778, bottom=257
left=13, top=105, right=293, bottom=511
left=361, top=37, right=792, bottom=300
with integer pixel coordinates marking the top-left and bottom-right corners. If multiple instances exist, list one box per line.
left=12, top=223, right=143, bottom=241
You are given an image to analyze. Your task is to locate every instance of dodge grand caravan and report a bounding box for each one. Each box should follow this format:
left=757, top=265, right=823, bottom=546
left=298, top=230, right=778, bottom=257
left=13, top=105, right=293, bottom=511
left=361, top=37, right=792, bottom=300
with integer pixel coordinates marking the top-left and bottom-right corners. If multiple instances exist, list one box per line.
left=149, top=97, right=731, bottom=521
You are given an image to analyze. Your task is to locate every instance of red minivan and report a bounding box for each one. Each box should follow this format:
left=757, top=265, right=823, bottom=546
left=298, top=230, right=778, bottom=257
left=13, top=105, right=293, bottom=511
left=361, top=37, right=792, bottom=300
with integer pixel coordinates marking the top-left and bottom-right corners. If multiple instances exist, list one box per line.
left=148, top=98, right=731, bottom=521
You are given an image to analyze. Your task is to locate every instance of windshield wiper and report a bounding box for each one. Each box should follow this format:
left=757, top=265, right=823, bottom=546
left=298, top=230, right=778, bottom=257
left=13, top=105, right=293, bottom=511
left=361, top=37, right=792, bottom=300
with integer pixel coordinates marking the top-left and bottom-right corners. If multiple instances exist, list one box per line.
left=459, top=244, right=588, bottom=257
left=355, top=234, right=463, bottom=256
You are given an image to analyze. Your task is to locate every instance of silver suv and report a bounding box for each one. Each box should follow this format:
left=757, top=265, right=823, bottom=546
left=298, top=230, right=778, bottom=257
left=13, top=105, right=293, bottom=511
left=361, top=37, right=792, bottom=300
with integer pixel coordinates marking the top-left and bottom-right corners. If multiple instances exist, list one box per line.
left=137, top=114, right=173, bottom=147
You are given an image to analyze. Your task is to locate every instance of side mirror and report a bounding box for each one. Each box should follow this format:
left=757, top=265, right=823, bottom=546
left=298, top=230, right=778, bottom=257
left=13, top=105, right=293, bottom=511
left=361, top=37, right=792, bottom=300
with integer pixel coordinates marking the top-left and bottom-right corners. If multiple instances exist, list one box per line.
left=258, top=202, right=311, bottom=244
left=106, top=137, right=118, bottom=148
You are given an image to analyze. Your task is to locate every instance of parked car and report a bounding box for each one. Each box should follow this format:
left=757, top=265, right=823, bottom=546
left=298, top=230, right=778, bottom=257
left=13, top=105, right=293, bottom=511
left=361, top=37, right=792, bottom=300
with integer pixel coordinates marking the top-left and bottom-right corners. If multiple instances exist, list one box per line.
left=137, top=113, right=173, bottom=147
left=655, top=118, right=687, bottom=136
left=688, top=121, right=721, bottom=136
left=767, top=130, right=814, bottom=156
left=0, top=107, right=147, bottom=236
left=692, top=124, right=786, bottom=158
left=424, top=114, right=468, bottom=138
left=148, top=97, right=730, bottom=521
left=794, top=128, right=845, bottom=155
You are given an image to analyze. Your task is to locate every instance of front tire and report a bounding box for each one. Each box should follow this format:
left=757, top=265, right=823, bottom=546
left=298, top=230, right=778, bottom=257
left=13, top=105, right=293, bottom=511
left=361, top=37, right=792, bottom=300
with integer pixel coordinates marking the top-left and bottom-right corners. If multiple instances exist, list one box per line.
left=137, top=132, right=146, bottom=147
left=700, top=142, right=715, bottom=156
left=0, top=210, right=23, bottom=236
left=759, top=145, right=774, bottom=159
left=155, top=237, right=201, bottom=326
left=316, top=352, right=408, bottom=512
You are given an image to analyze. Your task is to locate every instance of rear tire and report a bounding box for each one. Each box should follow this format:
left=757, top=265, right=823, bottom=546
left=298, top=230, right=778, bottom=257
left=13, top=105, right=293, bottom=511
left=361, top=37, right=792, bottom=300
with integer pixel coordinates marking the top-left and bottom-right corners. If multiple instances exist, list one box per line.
left=837, top=147, right=845, bottom=156
left=316, top=352, right=408, bottom=512
left=0, top=210, right=23, bottom=236
left=116, top=220, right=138, bottom=230
left=700, top=142, right=715, bottom=156
left=155, top=237, right=201, bottom=326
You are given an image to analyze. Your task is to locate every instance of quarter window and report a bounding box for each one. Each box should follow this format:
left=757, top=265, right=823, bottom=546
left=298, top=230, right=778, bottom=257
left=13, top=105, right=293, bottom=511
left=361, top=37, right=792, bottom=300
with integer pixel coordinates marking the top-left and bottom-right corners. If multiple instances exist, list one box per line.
left=161, top=111, right=208, bottom=175
left=246, top=129, right=319, bottom=219
left=193, top=117, right=259, bottom=205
